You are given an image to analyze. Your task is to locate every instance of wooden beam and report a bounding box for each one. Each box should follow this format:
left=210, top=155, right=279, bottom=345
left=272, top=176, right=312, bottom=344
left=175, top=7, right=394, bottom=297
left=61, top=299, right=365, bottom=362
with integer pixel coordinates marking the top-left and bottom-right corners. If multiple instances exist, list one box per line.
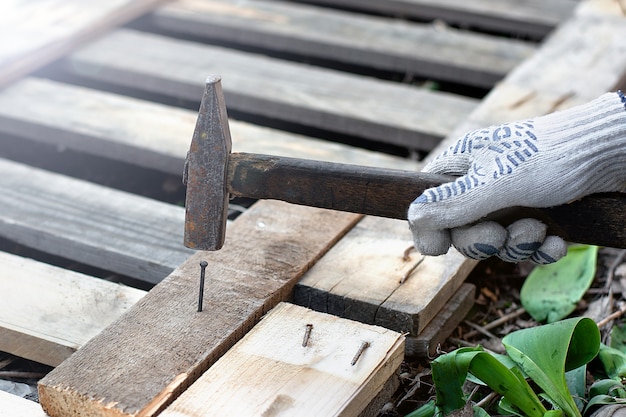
left=64, top=29, right=478, bottom=150
left=151, top=0, right=534, bottom=88
left=294, top=216, right=477, bottom=335
left=159, top=302, right=404, bottom=417
left=0, top=391, right=47, bottom=417
left=0, top=157, right=193, bottom=284
left=288, top=0, right=576, bottom=38
left=0, top=77, right=419, bottom=175
left=0, top=251, right=146, bottom=367
left=0, top=0, right=168, bottom=87
left=38, top=201, right=361, bottom=417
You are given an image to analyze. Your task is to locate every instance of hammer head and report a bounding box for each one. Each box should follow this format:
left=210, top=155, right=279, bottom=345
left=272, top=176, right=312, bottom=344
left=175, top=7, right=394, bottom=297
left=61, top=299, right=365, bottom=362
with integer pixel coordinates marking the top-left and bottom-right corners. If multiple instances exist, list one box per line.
left=184, top=75, right=232, bottom=250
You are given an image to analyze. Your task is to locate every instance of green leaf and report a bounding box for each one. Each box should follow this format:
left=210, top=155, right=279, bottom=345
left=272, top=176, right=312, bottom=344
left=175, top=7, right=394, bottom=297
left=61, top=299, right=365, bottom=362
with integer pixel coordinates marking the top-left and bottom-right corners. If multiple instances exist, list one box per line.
left=472, top=405, right=490, bottom=417
left=598, top=344, right=626, bottom=380
left=405, top=400, right=437, bottom=417
left=521, top=245, right=598, bottom=323
left=498, top=396, right=524, bottom=417
left=431, top=346, right=547, bottom=417
left=584, top=395, right=626, bottom=416
left=502, top=317, right=600, bottom=417
left=589, top=379, right=626, bottom=399
left=566, top=366, right=588, bottom=412
left=610, top=323, right=626, bottom=354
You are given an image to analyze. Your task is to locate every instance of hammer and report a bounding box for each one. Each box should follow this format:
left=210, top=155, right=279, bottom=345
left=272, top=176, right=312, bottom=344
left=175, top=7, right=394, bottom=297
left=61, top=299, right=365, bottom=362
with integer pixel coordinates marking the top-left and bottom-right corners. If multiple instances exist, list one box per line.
left=183, top=76, right=626, bottom=251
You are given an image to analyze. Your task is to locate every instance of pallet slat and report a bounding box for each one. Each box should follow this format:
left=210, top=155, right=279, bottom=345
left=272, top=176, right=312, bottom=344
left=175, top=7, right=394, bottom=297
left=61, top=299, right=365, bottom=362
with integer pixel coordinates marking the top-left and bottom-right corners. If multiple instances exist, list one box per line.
left=294, top=216, right=476, bottom=335
left=64, top=29, right=478, bottom=150
left=0, top=0, right=166, bottom=87
left=0, top=77, right=418, bottom=175
left=151, top=0, right=534, bottom=88
left=0, top=157, right=192, bottom=284
left=160, top=302, right=404, bottom=417
left=0, top=251, right=146, bottom=367
left=288, top=0, right=576, bottom=38
left=38, top=201, right=361, bottom=417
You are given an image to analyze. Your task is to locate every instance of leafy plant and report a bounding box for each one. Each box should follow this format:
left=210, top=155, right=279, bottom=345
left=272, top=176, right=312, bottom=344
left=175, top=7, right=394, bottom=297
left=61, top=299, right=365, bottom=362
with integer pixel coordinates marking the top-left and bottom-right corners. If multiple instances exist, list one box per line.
left=521, top=245, right=598, bottom=323
left=406, top=317, right=601, bottom=417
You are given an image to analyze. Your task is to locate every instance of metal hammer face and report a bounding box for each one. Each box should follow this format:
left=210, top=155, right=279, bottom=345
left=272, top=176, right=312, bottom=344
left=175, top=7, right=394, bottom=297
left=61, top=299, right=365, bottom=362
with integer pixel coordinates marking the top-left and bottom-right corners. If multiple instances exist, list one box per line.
left=184, top=76, right=231, bottom=251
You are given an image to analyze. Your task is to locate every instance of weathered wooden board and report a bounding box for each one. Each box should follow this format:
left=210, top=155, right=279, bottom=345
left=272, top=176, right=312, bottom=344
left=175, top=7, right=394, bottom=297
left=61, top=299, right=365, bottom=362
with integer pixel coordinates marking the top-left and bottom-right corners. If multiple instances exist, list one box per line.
left=151, top=0, right=534, bottom=88
left=288, top=0, right=576, bottom=38
left=294, top=216, right=477, bottom=335
left=431, top=0, right=626, bottom=155
left=160, top=302, right=404, bottom=417
left=64, top=29, right=477, bottom=150
left=0, top=157, right=192, bottom=284
left=38, top=201, right=361, bottom=417
left=0, top=251, right=146, bottom=366
left=405, top=283, right=475, bottom=358
left=0, top=0, right=167, bottom=87
left=0, top=77, right=418, bottom=174
left=0, top=390, right=47, bottom=417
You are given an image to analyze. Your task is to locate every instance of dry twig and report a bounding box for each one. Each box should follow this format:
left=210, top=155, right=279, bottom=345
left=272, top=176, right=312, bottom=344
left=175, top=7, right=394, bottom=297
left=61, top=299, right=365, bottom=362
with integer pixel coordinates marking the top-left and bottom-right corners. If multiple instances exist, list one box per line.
left=597, top=302, right=626, bottom=329
left=464, top=307, right=526, bottom=339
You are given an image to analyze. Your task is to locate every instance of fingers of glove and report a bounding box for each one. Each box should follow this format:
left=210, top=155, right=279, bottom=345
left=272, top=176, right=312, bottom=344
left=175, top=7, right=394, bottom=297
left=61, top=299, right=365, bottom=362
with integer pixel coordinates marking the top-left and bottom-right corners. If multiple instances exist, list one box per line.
left=497, top=219, right=547, bottom=262
left=411, top=227, right=451, bottom=256
left=529, top=236, right=568, bottom=265
left=451, top=221, right=507, bottom=260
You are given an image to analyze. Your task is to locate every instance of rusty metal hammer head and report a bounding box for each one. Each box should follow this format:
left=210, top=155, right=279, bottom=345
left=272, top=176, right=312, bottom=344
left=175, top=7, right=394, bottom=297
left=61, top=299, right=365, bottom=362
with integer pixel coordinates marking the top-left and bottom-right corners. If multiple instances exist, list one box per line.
left=183, top=75, right=231, bottom=251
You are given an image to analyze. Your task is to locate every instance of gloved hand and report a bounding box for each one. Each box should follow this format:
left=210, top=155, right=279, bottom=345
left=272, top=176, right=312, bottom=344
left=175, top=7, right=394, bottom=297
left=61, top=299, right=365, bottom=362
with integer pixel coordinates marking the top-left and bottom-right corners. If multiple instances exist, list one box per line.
left=408, top=91, right=626, bottom=264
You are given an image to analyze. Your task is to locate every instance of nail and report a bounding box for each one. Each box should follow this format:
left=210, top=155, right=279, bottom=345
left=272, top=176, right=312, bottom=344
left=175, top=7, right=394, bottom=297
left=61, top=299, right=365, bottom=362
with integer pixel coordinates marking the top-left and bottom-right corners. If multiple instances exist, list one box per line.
left=351, top=341, right=370, bottom=366
left=400, top=256, right=425, bottom=284
left=302, top=324, right=313, bottom=347
left=197, top=261, right=208, bottom=312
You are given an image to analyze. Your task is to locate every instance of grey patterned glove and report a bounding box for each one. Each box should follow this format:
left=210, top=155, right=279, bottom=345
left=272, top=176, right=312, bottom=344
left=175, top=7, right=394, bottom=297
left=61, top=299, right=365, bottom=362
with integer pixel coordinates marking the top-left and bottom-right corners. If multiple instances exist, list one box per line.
left=409, top=91, right=626, bottom=264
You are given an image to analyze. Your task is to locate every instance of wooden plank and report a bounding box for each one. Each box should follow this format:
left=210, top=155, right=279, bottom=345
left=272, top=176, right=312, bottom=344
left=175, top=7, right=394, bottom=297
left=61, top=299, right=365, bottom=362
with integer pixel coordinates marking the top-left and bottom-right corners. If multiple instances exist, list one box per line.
left=151, top=0, right=534, bottom=88
left=0, top=251, right=146, bottom=366
left=288, top=0, right=576, bottom=38
left=0, top=77, right=418, bottom=174
left=38, top=201, right=361, bottom=417
left=405, top=283, right=475, bottom=358
left=0, top=390, right=47, bottom=417
left=0, top=157, right=193, bottom=284
left=293, top=216, right=477, bottom=335
left=159, top=302, right=404, bottom=417
left=64, top=29, right=478, bottom=150
left=428, top=0, right=626, bottom=158
left=0, top=0, right=167, bottom=87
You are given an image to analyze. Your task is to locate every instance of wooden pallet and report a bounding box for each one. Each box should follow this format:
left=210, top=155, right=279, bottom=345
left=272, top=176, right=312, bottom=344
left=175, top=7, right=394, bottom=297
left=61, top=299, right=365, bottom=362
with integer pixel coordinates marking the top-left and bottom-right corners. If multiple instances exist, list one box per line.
left=0, top=0, right=625, bottom=416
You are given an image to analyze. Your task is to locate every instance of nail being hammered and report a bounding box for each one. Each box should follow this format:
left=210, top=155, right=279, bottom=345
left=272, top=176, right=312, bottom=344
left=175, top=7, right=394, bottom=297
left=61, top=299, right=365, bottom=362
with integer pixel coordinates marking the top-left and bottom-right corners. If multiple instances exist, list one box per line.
left=197, top=261, right=208, bottom=312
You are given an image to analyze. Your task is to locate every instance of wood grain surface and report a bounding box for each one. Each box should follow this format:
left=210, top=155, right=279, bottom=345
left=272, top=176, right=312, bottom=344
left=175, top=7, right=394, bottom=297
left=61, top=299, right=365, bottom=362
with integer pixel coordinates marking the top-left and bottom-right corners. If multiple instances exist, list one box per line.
left=0, top=251, right=145, bottom=366
left=38, top=201, right=361, bottom=417
left=159, top=302, right=404, bottom=417
left=0, top=157, right=193, bottom=284
left=65, top=29, right=477, bottom=150
left=152, top=0, right=534, bottom=87
left=0, top=0, right=167, bottom=87
left=288, top=0, right=576, bottom=38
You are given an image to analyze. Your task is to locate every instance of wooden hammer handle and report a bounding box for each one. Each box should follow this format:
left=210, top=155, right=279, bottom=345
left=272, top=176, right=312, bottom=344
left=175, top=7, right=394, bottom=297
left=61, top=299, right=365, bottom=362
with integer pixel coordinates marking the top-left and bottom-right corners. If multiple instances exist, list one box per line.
left=228, top=153, right=626, bottom=249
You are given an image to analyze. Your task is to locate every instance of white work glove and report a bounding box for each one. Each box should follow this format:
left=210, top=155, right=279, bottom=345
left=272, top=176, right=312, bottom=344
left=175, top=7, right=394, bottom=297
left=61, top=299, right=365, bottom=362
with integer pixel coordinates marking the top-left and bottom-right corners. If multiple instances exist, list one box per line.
left=409, top=91, right=626, bottom=264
